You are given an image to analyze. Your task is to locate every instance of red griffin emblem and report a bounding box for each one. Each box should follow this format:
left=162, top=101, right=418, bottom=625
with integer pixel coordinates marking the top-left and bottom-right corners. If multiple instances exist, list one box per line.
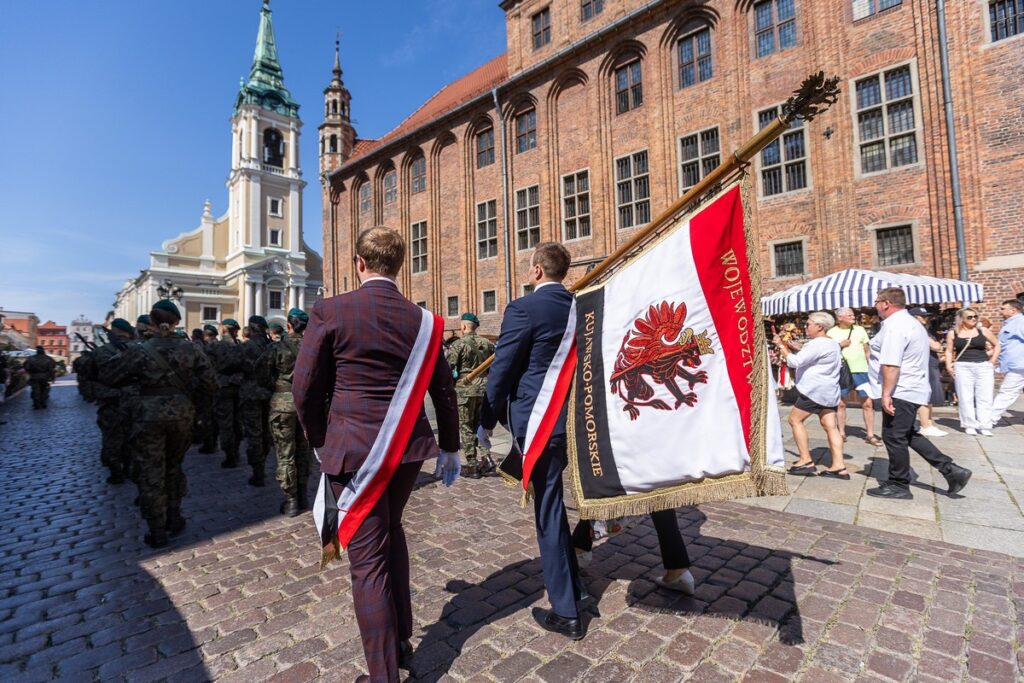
left=609, top=301, right=715, bottom=420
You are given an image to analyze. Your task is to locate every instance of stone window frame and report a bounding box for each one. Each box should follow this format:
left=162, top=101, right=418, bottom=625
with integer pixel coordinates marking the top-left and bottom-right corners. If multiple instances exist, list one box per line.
left=677, top=25, right=713, bottom=90
left=515, top=185, right=541, bottom=251
left=767, top=237, right=809, bottom=278
left=982, top=0, right=1024, bottom=45
left=614, top=149, right=651, bottom=230
left=410, top=220, right=428, bottom=274
left=561, top=168, right=592, bottom=242
left=852, top=0, right=903, bottom=22
left=410, top=154, right=427, bottom=194
left=383, top=169, right=398, bottom=205
left=358, top=183, right=372, bottom=214
left=201, top=305, right=221, bottom=323
left=482, top=289, right=498, bottom=314
left=581, top=0, right=604, bottom=22
left=267, top=196, right=284, bottom=217
left=753, top=0, right=799, bottom=59
left=476, top=199, right=499, bottom=260
left=532, top=6, right=552, bottom=51
left=849, top=60, right=924, bottom=178
left=267, top=286, right=285, bottom=312
left=754, top=104, right=811, bottom=198
left=446, top=295, right=459, bottom=318
left=867, top=221, right=920, bottom=268
left=678, top=126, right=722, bottom=195
left=268, top=228, right=282, bottom=247
left=476, top=128, right=496, bottom=168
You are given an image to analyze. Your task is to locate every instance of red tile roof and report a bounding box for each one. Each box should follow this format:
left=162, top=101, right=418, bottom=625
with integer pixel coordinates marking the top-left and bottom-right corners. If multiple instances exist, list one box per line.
left=344, top=53, right=508, bottom=168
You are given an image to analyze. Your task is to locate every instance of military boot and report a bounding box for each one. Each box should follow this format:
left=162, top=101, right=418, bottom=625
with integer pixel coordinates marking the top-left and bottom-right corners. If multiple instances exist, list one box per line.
left=280, top=497, right=300, bottom=517
left=144, top=529, right=169, bottom=549
left=248, top=468, right=266, bottom=487
left=167, top=510, right=187, bottom=537
left=462, top=462, right=481, bottom=479
left=479, top=456, right=497, bottom=477
left=221, top=451, right=239, bottom=468
left=297, top=484, right=309, bottom=511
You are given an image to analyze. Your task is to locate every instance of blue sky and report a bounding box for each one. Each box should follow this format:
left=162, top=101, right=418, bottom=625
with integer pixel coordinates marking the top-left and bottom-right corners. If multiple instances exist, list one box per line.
left=0, top=0, right=505, bottom=327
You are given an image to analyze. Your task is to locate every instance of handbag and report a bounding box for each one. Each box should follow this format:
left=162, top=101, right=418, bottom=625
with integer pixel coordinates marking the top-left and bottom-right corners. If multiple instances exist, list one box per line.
left=838, top=328, right=855, bottom=391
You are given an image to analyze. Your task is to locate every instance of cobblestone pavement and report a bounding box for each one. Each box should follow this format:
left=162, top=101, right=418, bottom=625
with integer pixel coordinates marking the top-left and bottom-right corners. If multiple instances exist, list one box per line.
left=1, top=382, right=1023, bottom=682
left=734, top=397, right=1024, bottom=556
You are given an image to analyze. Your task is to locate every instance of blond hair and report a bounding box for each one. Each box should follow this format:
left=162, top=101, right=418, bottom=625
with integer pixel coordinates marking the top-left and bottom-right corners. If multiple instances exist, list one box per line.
left=355, top=227, right=405, bottom=277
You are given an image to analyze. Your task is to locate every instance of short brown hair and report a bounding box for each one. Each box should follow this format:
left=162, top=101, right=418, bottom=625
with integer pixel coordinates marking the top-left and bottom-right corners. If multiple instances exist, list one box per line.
left=355, top=227, right=405, bottom=277
left=876, top=287, right=906, bottom=307
left=532, top=242, right=571, bottom=281
left=1002, top=299, right=1023, bottom=312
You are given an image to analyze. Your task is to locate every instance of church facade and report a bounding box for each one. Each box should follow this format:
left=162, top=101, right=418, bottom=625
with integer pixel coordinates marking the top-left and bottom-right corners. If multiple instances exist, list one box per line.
left=115, top=1, right=322, bottom=331
left=320, top=0, right=1024, bottom=332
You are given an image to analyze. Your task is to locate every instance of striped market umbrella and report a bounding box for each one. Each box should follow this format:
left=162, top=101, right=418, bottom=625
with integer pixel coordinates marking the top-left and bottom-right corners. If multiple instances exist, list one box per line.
left=761, top=268, right=984, bottom=316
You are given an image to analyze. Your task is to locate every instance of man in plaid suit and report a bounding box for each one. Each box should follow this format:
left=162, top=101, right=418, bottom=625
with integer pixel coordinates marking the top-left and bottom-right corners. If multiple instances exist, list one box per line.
left=293, top=227, right=461, bottom=683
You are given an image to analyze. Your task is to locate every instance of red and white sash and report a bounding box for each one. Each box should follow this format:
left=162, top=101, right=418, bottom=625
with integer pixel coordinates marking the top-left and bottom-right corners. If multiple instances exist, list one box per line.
left=519, top=299, right=578, bottom=491
left=313, top=307, right=443, bottom=565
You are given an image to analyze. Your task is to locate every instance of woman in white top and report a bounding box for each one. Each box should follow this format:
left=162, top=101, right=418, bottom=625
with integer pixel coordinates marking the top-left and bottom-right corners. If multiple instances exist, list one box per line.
left=944, top=308, right=1000, bottom=436
left=773, top=311, right=848, bottom=478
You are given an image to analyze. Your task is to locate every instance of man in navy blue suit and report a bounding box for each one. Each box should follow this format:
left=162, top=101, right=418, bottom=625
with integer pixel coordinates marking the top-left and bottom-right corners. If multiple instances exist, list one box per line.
left=481, top=242, right=584, bottom=640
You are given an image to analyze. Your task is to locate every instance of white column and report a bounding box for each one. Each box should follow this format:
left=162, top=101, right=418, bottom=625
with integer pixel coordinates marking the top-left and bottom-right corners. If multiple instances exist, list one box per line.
left=231, top=123, right=239, bottom=168
left=255, top=283, right=265, bottom=316
left=288, top=126, right=298, bottom=171
left=250, top=113, right=259, bottom=162
left=298, top=287, right=305, bottom=310
left=288, top=285, right=296, bottom=310
left=250, top=176, right=262, bottom=249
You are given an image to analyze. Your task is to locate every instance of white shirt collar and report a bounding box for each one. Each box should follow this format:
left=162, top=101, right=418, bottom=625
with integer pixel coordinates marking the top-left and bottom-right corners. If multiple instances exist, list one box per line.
left=534, top=281, right=560, bottom=292
left=360, top=276, right=396, bottom=286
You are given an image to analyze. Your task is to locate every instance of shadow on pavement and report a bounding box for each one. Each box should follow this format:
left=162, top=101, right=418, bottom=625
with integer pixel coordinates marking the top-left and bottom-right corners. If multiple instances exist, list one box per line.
left=410, top=508, right=832, bottom=681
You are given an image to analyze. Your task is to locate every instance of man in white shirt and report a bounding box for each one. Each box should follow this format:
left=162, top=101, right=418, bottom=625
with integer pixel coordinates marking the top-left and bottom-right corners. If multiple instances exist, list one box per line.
left=865, top=287, right=971, bottom=499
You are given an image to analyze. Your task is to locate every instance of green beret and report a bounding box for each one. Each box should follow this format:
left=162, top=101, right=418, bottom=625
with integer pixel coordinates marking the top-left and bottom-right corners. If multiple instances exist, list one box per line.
left=248, top=315, right=268, bottom=328
left=287, top=307, right=309, bottom=323
left=136, top=315, right=151, bottom=325
left=221, top=318, right=240, bottom=328
left=203, top=324, right=218, bottom=335
left=111, top=318, right=134, bottom=334
left=269, top=322, right=284, bottom=332
left=461, top=312, right=480, bottom=325
left=152, top=300, right=181, bottom=318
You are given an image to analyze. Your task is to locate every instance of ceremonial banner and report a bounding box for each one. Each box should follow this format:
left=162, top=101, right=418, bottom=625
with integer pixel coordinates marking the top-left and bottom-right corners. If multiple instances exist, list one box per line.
left=568, top=182, right=787, bottom=519
left=313, top=307, right=443, bottom=566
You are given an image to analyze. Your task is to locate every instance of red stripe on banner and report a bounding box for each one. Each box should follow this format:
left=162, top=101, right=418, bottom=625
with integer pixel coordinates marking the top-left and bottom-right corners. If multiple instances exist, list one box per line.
left=336, top=314, right=444, bottom=549
left=689, top=187, right=755, bottom=451
left=521, top=341, right=578, bottom=490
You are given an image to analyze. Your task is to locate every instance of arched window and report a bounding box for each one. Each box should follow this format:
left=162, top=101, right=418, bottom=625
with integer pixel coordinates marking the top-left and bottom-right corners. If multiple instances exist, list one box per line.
left=383, top=169, right=398, bottom=204
left=263, top=128, right=285, bottom=167
left=359, top=183, right=372, bottom=214
left=410, top=154, right=426, bottom=194
left=332, top=100, right=338, bottom=114
left=613, top=54, right=644, bottom=114
left=329, top=134, right=338, bottom=153
left=320, top=137, right=325, bottom=154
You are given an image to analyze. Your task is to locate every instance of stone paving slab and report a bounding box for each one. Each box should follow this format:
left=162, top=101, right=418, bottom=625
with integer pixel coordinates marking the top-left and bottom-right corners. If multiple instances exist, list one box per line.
left=1, top=384, right=1023, bottom=681
left=737, top=397, right=1024, bottom=557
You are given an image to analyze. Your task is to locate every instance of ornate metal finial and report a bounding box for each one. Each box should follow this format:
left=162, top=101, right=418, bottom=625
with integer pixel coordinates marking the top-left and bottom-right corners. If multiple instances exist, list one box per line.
left=782, top=71, right=842, bottom=123
left=333, top=32, right=342, bottom=78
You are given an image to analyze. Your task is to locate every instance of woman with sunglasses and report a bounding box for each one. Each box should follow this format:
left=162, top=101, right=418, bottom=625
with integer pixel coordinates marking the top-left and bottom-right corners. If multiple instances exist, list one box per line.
left=945, top=308, right=1001, bottom=435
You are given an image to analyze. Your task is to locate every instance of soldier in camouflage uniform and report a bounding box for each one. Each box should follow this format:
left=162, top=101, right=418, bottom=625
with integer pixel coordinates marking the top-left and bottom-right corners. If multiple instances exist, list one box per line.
left=100, top=300, right=216, bottom=548
left=206, top=319, right=244, bottom=467
left=195, top=324, right=220, bottom=453
left=446, top=312, right=495, bottom=478
left=24, top=347, right=57, bottom=410
left=239, top=315, right=273, bottom=486
left=136, top=314, right=154, bottom=341
left=92, top=319, right=136, bottom=483
left=257, top=308, right=313, bottom=516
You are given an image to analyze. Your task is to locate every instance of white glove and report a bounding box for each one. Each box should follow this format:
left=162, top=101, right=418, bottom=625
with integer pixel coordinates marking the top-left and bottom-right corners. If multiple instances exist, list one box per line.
left=476, top=426, right=493, bottom=451
left=435, top=451, right=461, bottom=487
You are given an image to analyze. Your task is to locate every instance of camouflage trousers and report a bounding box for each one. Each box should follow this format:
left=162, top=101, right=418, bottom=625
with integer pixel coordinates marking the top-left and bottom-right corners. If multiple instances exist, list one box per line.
left=191, top=394, right=217, bottom=451
left=215, top=390, right=242, bottom=459
left=29, top=380, right=50, bottom=407
left=458, top=393, right=489, bottom=465
left=132, top=416, right=192, bottom=533
left=269, top=406, right=312, bottom=497
left=97, top=400, right=130, bottom=480
left=241, top=399, right=272, bottom=472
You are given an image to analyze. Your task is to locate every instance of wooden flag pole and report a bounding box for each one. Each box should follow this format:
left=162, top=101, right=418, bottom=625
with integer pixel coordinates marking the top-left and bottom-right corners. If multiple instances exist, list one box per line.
left=463, top=72, right=840, bottom=384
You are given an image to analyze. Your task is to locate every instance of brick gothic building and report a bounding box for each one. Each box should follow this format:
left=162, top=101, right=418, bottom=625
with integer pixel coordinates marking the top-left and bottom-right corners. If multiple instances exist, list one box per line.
left=321, top=0, right=1024, bottom=332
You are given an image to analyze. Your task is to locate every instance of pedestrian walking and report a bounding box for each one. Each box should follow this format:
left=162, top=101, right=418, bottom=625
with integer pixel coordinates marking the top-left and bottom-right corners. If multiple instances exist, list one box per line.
left=239, top=316, right=274, bottom=486
left=207, top=320, right=245, bottom=467
left=991, top=299, right=1024, bottom=427
left=866, top=287, right=971, bottom=500
left=945, top=307, right=1000, bottom=436
left=774, top=312, right=848, bottom=478
left=257, top=307, right=313, bottom=517
left=827, top=307, right=880, bottom=445
left=909, top=307, right=948, bottom=437
left=92, top=319, right=136, bottom=483
left=446, top=312, right=495, bottom=478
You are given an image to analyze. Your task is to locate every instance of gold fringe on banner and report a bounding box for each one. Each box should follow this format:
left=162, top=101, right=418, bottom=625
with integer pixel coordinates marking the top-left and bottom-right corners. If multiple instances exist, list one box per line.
left=565, top=176, right=788, bottom=521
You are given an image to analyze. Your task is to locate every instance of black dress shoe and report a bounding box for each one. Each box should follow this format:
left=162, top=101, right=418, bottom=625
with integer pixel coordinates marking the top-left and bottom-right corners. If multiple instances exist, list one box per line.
left=399, top=639, right=414, bottom=673
left=944, top=466, right=972, bottom=496
left=866, top=483, right=913, bottom=499
left=354, top=676, right=369, bottom=683
left=531, top=607, right=584, bottom=640
left=144, top=531, right=169, bottom=548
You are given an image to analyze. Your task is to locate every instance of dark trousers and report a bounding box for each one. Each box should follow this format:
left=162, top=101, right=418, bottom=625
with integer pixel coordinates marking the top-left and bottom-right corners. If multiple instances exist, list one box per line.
left=883, top=397, right=955, bottom=489
left=528, top=436, right=580, bottom=619
left=572, top=509, right=691, bottom=570
left=343, top=461, right=423, bottom=683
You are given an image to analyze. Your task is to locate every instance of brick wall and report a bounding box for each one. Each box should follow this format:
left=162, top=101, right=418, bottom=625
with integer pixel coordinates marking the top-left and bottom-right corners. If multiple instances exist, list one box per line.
left=322, top=0, right=1024, bottom=335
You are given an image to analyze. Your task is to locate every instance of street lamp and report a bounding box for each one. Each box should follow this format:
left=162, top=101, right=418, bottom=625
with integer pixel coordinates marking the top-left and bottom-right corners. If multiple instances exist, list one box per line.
left=156, top=279, right=184, bottom=301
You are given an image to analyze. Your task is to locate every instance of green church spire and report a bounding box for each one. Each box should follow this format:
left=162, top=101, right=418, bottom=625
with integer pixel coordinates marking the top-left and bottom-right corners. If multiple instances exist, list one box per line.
left=234, top=0, right=300, bottom=118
